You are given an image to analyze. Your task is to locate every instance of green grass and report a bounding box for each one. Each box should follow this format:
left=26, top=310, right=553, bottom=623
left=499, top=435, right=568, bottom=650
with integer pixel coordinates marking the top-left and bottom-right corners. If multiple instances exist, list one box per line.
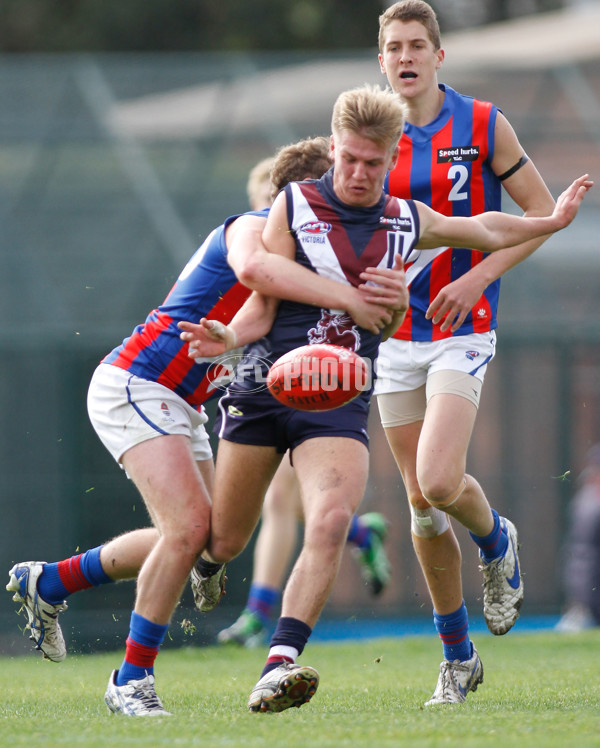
left=1, top=632, right=599, bottom=747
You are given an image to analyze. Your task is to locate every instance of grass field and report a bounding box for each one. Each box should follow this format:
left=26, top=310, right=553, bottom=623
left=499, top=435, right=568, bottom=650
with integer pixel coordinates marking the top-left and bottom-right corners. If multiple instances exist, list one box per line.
left=1, top=630, right=599, bottom=747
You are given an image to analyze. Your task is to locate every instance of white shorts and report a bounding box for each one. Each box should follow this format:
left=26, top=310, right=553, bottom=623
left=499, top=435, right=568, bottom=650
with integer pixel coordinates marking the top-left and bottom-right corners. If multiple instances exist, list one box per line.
left=87, top=364, right=213, bottom=464
left=374, top=332, right=496, bottom=426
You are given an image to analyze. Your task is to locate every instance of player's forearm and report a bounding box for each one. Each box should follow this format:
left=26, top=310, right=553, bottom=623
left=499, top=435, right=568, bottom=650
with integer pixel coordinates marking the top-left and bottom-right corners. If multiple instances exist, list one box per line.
left=467, top=234, right=550, bottom=288
left=237, top=251, right=355, bottom=310
left=228, top=292, right=279, bottom=349
left=469, top=193, right=555, bottom=286
left=473, top=212, right=562, bottom=253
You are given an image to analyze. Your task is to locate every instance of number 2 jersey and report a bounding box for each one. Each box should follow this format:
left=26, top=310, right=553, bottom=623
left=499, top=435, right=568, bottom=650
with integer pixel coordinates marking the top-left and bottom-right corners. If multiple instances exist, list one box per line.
left=385, top=83, right=502, bottom=341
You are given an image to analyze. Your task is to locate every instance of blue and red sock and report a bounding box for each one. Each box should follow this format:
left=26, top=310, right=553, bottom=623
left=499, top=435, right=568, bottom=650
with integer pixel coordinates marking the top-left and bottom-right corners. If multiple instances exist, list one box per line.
left=37, top=545, right=112, bottom=605
left=434, top=601, right=472, bottom=663
left=469, top=509, right=508, bottom=563
left=116, top=611, right=168, bottom=686
left=346, top=514, right=370, bottom=549
left=247, top=583, right=279, bottom=626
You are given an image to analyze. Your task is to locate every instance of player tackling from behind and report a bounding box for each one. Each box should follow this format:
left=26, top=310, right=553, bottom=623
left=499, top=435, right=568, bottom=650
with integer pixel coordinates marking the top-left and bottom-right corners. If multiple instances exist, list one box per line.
left=5, top=137, right=402, bottom=717
left=180, top=84, right=591, bottom=713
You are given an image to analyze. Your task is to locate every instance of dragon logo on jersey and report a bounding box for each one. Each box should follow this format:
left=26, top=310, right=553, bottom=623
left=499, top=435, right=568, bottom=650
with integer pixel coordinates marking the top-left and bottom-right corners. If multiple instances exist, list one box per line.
left=307, top=310, right=361, bottom=351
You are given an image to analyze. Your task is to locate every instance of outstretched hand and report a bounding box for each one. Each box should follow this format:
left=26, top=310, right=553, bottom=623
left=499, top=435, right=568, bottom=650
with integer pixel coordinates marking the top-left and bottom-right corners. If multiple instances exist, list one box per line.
left=178, top=318, right=236, bottom=359
left=553, top=174, right=593, bottom=228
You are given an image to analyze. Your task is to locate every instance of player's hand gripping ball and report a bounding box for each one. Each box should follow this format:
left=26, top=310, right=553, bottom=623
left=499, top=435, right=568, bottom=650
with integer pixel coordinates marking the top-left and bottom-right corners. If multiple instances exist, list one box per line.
left=266, top=344, right=370, bottom=411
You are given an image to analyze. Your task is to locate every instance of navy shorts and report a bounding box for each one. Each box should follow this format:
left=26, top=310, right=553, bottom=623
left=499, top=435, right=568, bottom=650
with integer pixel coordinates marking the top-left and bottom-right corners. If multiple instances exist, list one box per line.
left=214, top=386, right=370, bottom=453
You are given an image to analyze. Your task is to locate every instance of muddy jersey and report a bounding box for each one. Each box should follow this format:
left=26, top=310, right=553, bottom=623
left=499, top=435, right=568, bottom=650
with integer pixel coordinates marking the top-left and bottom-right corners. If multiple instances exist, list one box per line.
left=385, top=84, right=501, bottom=341
left=237, top=169, right=420, bottom=406
left=101, top=209, right=268, bottom=408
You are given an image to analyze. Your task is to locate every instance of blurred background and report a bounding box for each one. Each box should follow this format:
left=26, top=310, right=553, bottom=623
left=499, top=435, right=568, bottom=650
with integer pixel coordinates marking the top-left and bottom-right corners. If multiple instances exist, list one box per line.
left=1, top=0, right=600, bottom=654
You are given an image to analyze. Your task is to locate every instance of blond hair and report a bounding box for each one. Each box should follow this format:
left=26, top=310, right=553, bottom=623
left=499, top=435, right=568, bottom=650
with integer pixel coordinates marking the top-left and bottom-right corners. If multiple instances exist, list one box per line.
left=331, top=84, right=406, bottom=153
left=246, top=156, right=274, bottom=210
left=378, top=0, right=441, bottom=52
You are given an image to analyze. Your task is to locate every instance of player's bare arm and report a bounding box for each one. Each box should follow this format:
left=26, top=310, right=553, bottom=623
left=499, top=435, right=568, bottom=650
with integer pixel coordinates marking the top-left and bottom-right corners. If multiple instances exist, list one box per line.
left=426, top=113, right=556, bottom=332
left=179, top=291, right=279, bottom=358
left=415, top=174, right=592, bottom=252
left=229, top=193, right=395, bottom=334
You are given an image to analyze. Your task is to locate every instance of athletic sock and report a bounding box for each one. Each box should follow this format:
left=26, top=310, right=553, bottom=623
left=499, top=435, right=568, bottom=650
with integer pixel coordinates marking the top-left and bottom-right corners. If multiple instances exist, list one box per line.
left=346, top=514, right=369, bottom=549
left=434, top=601, right=472, bottom=663
left=260, top=616, right=312, bottom=677
left=246, top=583, right=279, bottom=626
left=469, top=509, right=508, bottom=563
left=195, top=557, right=223, bottom=577
left=37, top=546, right=113, bottom=605
left=116, top=611, right=168, bottom=686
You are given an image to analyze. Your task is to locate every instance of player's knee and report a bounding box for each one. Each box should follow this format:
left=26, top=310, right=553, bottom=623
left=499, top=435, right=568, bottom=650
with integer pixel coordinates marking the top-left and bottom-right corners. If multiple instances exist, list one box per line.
left=207, top=534, right=245, bottom=564
left=160, top=523, right=209, bottom=565
left=307, top=504, right=353, bottom=550
left=419, top=475, right=467, bottom=511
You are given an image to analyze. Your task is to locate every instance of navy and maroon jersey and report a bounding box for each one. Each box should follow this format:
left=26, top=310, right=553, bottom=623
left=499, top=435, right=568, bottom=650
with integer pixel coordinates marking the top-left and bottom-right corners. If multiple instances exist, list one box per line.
left=238, top=168, right=420, bottom=406
left=101, top=209, right=268, bottom=408
left=384, top=84, right=502, bottom=341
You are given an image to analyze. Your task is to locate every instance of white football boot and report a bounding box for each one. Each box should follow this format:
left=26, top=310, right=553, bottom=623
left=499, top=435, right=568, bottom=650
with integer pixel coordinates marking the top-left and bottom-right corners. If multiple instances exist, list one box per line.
left=248, top=662, right=319, bottom=713
left=425, top=646, right=484, bottom=706
left=480, top=517, right=524, bottom=635
left=6, top=561, right=67, bottom=662
left=105, top=670, right=171, bottom=717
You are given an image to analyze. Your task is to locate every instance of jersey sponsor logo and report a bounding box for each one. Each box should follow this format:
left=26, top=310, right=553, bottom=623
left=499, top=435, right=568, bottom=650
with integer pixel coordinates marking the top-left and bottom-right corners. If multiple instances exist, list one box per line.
left=298, top=221, right=332, bottom=235
left=227, top=405, right=244, bottom=417
left=437, top=145, right=480, bottom=163
left=307, top=310, right=361, bottom=351
left=379, top=216, right=413, bottom=231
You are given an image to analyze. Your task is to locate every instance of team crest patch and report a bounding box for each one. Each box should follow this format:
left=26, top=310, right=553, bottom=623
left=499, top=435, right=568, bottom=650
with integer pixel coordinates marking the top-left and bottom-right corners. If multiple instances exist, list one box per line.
left=465, top=350, right=480, bottom=361
left=298, top=221, right=331, bottom=235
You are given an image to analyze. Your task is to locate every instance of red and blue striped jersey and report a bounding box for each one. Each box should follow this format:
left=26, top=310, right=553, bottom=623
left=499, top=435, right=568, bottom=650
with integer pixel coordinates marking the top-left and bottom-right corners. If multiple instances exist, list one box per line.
left=101, top=210, right=267, bottom=407
left=384, top=84, right=502, bottom=341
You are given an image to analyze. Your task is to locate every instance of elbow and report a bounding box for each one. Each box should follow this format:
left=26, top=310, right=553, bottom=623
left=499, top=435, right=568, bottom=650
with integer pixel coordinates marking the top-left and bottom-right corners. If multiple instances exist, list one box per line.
left=235, top=255, right=265, bottom=290
left=524, top=195, right=555, bottom=219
